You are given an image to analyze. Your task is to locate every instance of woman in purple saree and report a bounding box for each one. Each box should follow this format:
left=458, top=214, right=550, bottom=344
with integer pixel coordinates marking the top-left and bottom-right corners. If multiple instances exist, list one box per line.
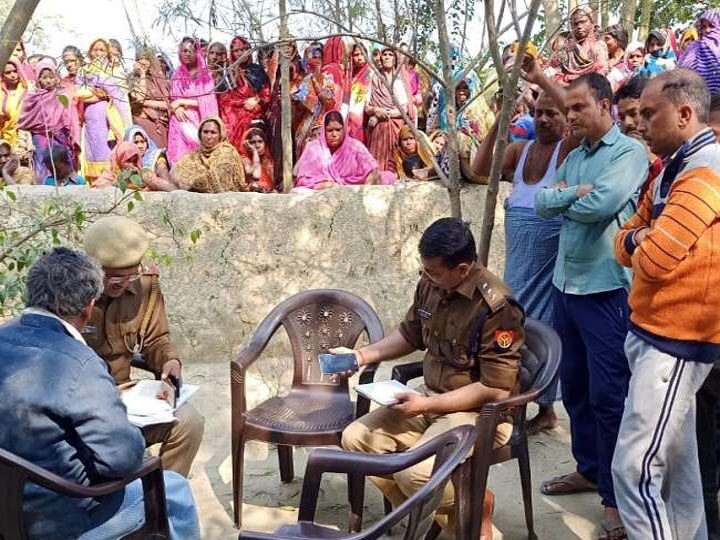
left=294, top=111, right=395, bottom=190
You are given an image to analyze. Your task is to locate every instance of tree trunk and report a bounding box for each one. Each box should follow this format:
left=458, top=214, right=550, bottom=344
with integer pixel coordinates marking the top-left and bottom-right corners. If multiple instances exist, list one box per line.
left=588, top=0, right=599, bottom=21
left=0, top=0, right=41, bottom=68
left=541, top=0, right=562, bottom=41
left=637, top=0, right=651, bottom=42
left=375, top=0, right=386, bottom=42
left=435, top=0, right=462, bottom=219
left=619, top=0, right=639, bottom=38
left=601, top=0, right=609, bottom=29
left=568, top=0, right=579, bottom=14
left=279, top=0, right=293, bottom=193
left=478, top=0, right=543, bottom=268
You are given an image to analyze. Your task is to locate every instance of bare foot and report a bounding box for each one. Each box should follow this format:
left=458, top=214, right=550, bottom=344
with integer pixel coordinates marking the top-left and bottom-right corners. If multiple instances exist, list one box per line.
left=527, top=405, right=559, bottom=435
left=599, top=506, right=627, bottom=540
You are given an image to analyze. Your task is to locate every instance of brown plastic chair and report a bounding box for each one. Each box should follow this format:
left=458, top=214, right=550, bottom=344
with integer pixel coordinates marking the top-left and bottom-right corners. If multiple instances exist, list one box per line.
left=231, top=289, right=384, bottom=528
left=391, top=318, right=562, bottom=540
left=0, top=449, right=169, bottom=540
left=238, top=425, right=476, bottom=540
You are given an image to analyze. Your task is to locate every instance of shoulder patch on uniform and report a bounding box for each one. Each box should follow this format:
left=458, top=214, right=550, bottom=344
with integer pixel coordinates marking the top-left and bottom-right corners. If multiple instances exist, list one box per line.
left=479, top=281, right=506, bottom=313
left=495, top=329, right=515, bottom=350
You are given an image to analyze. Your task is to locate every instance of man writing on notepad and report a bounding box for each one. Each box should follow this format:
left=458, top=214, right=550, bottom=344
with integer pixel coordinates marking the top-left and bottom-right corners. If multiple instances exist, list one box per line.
left=340, top=217, right=525, bottom=540
left=82, top=216, right=204, bottom=478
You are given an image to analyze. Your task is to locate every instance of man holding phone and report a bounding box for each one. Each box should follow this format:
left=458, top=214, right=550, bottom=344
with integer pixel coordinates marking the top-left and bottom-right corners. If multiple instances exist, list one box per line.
left=339, top=217, right=525, bottom=540
left=83, top=216, right=204, bottom=478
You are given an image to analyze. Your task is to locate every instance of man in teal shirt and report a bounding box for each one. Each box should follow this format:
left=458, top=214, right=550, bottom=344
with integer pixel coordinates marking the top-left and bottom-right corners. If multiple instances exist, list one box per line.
left=533, top=72, right=648, bottom=539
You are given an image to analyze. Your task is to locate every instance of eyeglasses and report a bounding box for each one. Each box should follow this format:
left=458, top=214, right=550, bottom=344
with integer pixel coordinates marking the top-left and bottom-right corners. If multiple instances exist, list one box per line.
left=105, top=271, right=142, bottom=286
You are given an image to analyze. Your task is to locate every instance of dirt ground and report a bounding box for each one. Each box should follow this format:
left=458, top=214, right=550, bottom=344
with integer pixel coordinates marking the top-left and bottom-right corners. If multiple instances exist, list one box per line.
left=181, top=361, right=604, bottom=540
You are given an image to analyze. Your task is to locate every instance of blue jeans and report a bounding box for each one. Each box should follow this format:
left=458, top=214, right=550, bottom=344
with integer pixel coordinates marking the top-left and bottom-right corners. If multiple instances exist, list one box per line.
left=553, top=287, right=631, bottom=508
left=78, top=471, right=200, bottom=540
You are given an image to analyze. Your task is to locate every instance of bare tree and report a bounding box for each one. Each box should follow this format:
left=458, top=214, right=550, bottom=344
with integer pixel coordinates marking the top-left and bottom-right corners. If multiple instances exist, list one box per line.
left=279, top=0, right=294, bottom=192
left=637, top=0, right=652, bottom=42
left=542, top=0, right=563, bottom=41
left=619, top=0, right=638, bottom=37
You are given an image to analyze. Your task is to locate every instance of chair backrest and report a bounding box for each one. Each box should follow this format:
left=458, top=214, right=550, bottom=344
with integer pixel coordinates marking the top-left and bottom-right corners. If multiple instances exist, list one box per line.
left=264, top=289, right=384, bottom=388
left=361, top=426, right=476, bottom=540
left=0, top=449, right=34, bottom=539
left=518, top=318, right=563, bottom=399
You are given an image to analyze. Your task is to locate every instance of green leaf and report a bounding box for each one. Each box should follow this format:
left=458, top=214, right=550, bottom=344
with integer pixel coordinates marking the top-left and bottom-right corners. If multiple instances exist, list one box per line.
left=127, top=201, right=134, bottom=212
left=130, top=173, right=143, bottom=187
left=7, top=190, right=16, bottom=201
left=133, top=191, right=143, bottom=201
left=117, top=179, right=128, bottom=193
left=57, top=94, right=69, bottom=108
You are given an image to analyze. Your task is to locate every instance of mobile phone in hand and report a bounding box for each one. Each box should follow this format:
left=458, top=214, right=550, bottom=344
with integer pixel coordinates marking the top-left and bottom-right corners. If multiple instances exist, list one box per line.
left=318, top=353, right=359, bottom=375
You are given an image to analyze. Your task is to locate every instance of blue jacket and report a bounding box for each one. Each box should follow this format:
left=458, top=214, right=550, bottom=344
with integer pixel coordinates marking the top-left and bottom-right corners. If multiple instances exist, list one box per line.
left=535, top=124, right=648, bottom=295
left=0, top=313, right=145, bottom=540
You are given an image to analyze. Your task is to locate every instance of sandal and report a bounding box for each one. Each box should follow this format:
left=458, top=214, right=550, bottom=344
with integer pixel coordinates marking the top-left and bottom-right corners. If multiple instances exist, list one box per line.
left=540, top=472, right=597, bottom=496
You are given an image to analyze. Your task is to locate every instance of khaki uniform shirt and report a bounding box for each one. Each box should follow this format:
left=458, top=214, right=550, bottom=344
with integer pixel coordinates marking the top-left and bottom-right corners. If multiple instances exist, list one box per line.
left=85, top=274, right=180, bottom=384
left=399, top=266, right=524, bottom=393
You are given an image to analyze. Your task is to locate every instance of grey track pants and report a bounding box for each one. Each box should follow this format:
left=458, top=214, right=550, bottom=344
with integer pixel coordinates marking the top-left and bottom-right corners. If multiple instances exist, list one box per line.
left=612, top=332, right=713, bottom=540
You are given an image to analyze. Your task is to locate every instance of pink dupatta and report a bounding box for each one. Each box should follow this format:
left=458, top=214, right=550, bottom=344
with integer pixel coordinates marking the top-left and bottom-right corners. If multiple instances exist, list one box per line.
left=295, top=122, right=393, bottom=189
left=167, top=39, right=219, bottom=163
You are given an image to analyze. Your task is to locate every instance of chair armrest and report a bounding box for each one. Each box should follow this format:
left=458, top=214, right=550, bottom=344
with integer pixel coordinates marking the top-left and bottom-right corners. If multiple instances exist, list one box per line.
left=238, top=531, right=278, bottom=540
left=479, top=386, right=542, bottom=416
left=391, top=361, right=423, bottom=384
left=26, top=456, right=163, bottom=499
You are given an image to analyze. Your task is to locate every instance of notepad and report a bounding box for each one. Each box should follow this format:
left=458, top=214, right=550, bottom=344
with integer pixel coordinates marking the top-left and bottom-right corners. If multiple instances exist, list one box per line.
left=354, top=380, right=421, bottom=406
left=121, top=380, right=199, bottom=427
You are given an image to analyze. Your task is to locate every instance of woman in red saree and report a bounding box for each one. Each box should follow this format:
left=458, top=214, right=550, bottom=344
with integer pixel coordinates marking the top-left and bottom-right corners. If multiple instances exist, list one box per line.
left=345, top=43, right=372, bottom=143
left=364, top=47, right=416, bottom=172
left=239, top=127, right=274, bottom=192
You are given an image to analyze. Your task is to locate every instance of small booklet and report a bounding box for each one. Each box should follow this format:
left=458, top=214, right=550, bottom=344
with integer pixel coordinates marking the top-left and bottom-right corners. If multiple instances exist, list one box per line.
left=121, top=380, right=199, bottom=428
left=354, top=380, right=421, bottom=406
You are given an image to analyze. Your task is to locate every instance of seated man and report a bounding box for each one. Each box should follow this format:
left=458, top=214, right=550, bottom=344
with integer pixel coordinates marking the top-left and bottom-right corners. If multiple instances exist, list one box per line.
left=0, top=248, right=200, bottom=540
left=0, top=140, right=34, bottom=185
left=83, top=216, right=205, bottom=477
left=340, top=217, right=525, bottom=539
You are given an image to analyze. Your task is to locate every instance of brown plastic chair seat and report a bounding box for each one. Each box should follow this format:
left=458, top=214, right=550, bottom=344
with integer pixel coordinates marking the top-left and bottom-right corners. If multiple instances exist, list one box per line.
left=273, top=523, right=347, bottom=538
left=245, top=391, right=354, bottom=442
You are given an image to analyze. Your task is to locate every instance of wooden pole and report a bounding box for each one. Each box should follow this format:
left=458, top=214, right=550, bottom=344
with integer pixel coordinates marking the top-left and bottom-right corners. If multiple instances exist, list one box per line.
left=0, top=0, right=41, bottom=69
left=279, top=0, right=293, bottom=193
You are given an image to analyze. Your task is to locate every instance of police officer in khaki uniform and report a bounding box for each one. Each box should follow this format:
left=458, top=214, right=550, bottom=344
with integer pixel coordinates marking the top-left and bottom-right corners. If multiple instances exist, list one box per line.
left=340, top=218, right=524, bottom=540
left=83, top=216, right=205, bottom=478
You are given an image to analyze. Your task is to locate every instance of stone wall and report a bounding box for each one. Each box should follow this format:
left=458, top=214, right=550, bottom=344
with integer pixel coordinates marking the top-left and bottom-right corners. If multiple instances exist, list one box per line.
left=2, top=183, right=509, bottom=363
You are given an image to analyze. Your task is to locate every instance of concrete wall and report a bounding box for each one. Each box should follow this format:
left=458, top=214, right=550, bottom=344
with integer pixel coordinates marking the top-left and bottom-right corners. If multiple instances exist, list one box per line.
left=2, top=183, right=509, bottom=363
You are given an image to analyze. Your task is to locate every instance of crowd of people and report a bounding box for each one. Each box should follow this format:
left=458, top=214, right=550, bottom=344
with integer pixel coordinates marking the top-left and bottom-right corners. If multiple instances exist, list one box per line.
left=3, top=6, right=720, bottom=540
left=2, top=7, right=717, bottom=193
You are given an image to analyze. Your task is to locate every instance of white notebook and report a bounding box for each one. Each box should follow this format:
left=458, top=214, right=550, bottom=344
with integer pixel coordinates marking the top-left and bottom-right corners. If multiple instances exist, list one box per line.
left=121, top=380, right=199, bottom=427
left=354, top=380, right=421, bottom=406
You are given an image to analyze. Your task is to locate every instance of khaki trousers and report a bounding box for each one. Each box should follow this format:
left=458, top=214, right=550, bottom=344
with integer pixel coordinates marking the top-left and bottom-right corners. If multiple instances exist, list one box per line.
left=160, top=403, right=205, bottom=477
left=341, top=404, right=512, bottom=533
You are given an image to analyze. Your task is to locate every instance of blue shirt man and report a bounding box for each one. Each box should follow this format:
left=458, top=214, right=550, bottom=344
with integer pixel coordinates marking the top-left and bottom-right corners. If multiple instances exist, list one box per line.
left=533, top=72, right=647, bottom=537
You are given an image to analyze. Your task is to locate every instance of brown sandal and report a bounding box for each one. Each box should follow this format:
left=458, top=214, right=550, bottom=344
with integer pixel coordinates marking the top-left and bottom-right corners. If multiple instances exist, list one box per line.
left=540, top=472, right=597, bottom=496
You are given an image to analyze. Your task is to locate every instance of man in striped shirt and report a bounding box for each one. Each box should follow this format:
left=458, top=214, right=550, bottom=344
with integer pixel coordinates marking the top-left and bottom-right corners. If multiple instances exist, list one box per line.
left=613, top=69, right=720, bottom=540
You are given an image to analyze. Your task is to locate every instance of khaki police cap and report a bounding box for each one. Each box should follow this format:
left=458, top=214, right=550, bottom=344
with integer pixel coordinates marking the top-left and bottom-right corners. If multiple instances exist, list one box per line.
left=84, top=216, right=149, bottom=268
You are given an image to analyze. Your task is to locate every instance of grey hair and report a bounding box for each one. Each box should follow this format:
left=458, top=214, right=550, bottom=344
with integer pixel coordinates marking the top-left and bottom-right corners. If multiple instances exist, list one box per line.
left=653, top=69, right=711, bottom=123
left=26, top=247, right=104, bottom=318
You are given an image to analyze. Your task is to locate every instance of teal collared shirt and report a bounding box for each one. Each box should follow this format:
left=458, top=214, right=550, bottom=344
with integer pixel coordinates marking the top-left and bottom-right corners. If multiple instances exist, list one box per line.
left=534, top=124, right=648, bottom=295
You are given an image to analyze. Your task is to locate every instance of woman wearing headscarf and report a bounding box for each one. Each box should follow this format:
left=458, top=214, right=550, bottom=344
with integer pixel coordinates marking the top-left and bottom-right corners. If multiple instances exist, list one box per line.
left=220, top=36, right=270, bottom=155
left=206, top=41, right=233, bottom=93
left=394, top=125, right=435, bottom=181
left=323, top=36, right=349, bottom=109
left=10, top=40, right=36, bottom=85
left=238, top=127, right=275, bottom=192
left=167, top=37, right=219, bottom=164
left=171, top=116, right=247, bottom=192
left=124, top=124, right=174, bottom=191
left=77, top=38, right=133, bottom=179
left=1, top=60, right=28, bottom=150
left=128, top=48, right=172, bottom=149
left=607, top=41, right=645, bottom=92
left=680, top=9, right=720, bottom=93
left=364, top=47, right=417, bottom=172
left=636, top=29, right=676, bottom=78
left=293, top=42, right=343, bottom=157
left=551, top=7, right=609, bottom=85
left=680, top=27, right=699, bottom=52
left=17, top=58, right=81, bottom=182
left=345, top=43, right=373, bottom=143
left=294, top=111, right=394, bottom=190
left=92, top=141, right=143, bottom=188
left=60, top=45, right=84, bottom=89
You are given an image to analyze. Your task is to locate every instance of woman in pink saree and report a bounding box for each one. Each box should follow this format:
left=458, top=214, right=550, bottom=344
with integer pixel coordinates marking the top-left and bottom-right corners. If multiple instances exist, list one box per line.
left=294, top=111, right=395, bottom=190
left=167, top=37, right=218, bottom=164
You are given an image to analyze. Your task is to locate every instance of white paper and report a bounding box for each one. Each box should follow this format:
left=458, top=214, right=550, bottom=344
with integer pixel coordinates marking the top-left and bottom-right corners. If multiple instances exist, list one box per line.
left=354, top=380, right=421, bottom=406
left=122, top=380, right=199, bottom=427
